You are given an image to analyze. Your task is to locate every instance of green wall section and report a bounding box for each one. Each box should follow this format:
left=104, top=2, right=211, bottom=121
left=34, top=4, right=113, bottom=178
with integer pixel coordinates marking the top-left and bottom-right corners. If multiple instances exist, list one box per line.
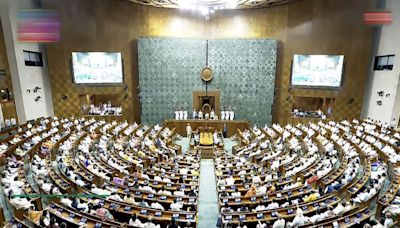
left=138, top=37, right=277, bottom=125
left=207, top=39, right=277, bottom=125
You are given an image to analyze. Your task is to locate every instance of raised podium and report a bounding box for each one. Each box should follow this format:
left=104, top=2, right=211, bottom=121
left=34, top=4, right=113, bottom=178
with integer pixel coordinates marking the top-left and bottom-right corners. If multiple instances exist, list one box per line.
left=163, top=119, right=249, bottom=138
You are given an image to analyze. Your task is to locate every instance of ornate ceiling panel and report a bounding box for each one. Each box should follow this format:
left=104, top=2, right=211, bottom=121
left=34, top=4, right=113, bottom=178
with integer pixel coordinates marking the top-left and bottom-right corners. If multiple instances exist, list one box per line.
left=127, top=0, right=301, bottom=9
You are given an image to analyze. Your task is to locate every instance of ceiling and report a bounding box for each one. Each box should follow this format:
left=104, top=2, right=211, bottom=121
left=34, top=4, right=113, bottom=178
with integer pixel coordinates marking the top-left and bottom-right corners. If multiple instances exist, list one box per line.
left=127, top=0, right=301, bottom=9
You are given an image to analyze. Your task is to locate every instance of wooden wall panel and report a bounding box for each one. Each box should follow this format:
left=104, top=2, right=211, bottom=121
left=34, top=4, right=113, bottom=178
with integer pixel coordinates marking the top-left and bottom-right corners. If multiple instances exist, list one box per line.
left=0, top=19, right=12, bottom=92
left=43, top=0, right=374, bottom=124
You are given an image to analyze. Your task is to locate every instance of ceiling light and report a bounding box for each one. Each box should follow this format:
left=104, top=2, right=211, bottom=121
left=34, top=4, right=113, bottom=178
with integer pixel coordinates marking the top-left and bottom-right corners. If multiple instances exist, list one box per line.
left=176, top=0, right=239, bottom=18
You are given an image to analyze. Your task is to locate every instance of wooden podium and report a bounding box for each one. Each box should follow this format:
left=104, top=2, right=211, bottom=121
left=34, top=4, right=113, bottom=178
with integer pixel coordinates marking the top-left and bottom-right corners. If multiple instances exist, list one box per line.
left=193, top=90, right=220, bottom=115
left=163, top=119, right=249, bottom=137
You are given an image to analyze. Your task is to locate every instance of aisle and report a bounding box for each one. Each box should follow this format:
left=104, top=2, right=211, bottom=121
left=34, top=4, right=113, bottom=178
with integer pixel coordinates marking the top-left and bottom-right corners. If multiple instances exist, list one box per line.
left=198, top=159, right=219, bottom=228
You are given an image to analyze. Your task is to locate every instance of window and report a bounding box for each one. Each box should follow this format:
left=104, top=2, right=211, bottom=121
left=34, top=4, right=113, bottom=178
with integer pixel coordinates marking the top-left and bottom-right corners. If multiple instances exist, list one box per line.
left=374, top=55, right=395, bottom=70
left=23, top=50, right=43, bottom=67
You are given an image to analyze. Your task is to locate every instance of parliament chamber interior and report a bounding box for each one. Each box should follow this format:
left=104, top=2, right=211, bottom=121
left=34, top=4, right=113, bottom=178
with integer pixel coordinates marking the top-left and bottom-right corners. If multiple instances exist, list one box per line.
left=0, top=0, right=399, bottom=227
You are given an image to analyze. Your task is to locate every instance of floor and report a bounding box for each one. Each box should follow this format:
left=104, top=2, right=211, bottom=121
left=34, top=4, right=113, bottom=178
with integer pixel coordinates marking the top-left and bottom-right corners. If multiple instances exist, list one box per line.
left=175, top=137, right=237, bottom=227
left=198, top=159, right=219, bottom=228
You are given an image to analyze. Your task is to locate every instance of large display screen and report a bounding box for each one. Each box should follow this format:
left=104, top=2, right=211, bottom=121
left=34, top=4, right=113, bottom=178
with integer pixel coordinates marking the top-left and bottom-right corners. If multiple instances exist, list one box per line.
left=72, top=52, right=123, bottom=84
left=291, top=54, right=344, bottom=88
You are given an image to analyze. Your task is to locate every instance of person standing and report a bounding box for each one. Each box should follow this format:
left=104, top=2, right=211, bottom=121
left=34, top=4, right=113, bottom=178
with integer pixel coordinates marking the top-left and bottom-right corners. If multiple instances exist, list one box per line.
left=186, top=124, right=192, bottom=138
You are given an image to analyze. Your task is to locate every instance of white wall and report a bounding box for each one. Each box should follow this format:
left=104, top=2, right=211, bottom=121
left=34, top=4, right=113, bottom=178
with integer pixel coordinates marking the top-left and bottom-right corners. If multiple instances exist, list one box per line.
left=362, top=0, right=400, bottom=126
left=0, top=0, right=54, bottom=123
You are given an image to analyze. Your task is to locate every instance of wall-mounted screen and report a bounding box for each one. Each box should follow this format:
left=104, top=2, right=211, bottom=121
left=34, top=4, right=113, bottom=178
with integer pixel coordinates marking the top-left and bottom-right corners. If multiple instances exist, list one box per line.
left=291, top=54, right=344, bottom=88
left=72, top=52, right=123, bottom=84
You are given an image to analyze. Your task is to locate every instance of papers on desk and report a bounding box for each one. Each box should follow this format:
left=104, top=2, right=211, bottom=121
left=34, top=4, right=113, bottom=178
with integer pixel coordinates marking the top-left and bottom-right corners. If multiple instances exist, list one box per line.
left=79, top=218, right=87, bottom=225
left=140, top=209, right=147, bottom=215
left=344, top=217, right=350, bottom=223
left=155, top=211, right=162, bottom=217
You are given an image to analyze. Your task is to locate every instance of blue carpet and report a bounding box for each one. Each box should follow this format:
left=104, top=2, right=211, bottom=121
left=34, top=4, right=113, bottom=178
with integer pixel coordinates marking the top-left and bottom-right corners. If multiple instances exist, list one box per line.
left=224, top=138, right=238, bottom=155
left=175, top=137, right=190, bottom=154
left=198, top=159, right=219, bottom=228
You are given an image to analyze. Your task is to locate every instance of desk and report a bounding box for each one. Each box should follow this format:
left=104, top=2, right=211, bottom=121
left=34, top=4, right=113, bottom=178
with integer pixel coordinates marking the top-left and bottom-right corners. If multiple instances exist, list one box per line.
left=163, top=119, right=250, bottom=137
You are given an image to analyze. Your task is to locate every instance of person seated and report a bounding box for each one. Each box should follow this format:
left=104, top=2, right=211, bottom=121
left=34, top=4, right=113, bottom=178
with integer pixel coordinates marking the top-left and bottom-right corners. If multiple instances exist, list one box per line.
left=188, top=189, right=197, bottom=197
left=10, top=195, right=33, bottom=210
left=158, top=186, right=172, bottom=196
left=91, top=184, right=111, bottom=196
left=179, top=167, right=188, bottom=175
left=231, top=188, right=241, bottom=197
left=140, top=184, right=156, bottom=194
left=61, top=197, right=73, bottom=207
left=170, top=199, right=183, bottom=211
left=245, top=185, right=257, bottom=197
left=49, top=217, right=60, bottom=228
left=225, top=176, right=235, bottom=186
left=221, top=202, right=232, bottom=213
left=122, top=193, right=136, bottom=205
left=167, top=218, right=180, bottom=228
left=71, top=198, right=88, bottom=212
left=129, top=213, right=143, bottom=227
left=333, top=201, right=346, bottom=215
left=257, top=185, right=267, bottom=195
left=93, top=204, right=114, bottom=221
left=303, top=191, right=320, bottom=203
left=39, top=210, right=50, bottom=227
left=143, top=216, right=160, bottom=228
left=262, top=198, right=278, bottom=210
left=287, top=207, right=306, bottom=227
left=217, top=178, right=226, bottom=186
left=139, top=200, right=150, bottom=207
left=41, top=180, right=52, bottom=193
left=173, top=187, right=185, bottom=197
left=74, top=176, right=86, bottom=187
left=267, top=184, right=276, bottom=194
left=273, top=216, right=285, bottom=228
left=151, top=201, right=165, bottom=210
left=384, top=212, right=394, bottom=227
left=107, top=192, right=123, bottom=202
left=27, top=205, right=42, bottom=222
left=252, top=174, right=262, bottom=184
left=50, top=186, right=62, bottom=195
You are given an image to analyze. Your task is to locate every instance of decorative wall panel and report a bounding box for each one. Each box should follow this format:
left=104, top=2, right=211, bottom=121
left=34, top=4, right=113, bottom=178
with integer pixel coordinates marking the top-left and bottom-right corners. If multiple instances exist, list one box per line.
left=138, top=38, right=277, bottom=125
left=44, top=0, right=374, bottom=126
left=208, top=39, right=277, bottom=125
left=138, top=38, right=206, bottom=124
